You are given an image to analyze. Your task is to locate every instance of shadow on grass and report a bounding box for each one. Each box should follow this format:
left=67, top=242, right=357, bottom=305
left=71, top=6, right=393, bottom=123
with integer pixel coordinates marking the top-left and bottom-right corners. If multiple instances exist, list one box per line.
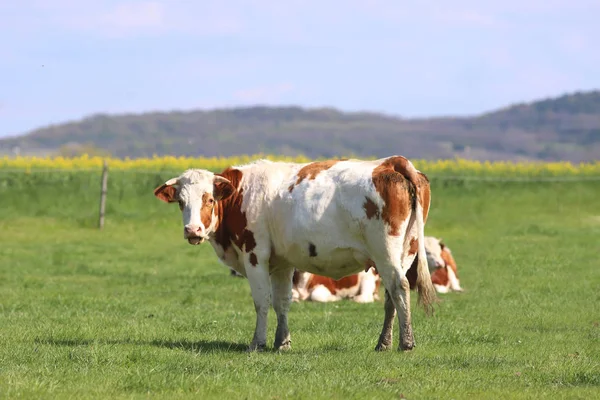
left=34, top=337, right=248, bottom=353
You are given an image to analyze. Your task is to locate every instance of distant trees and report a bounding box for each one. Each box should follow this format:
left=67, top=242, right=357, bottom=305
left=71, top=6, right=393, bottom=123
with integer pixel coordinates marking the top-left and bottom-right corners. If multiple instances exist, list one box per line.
left=1, top=91, right=599, bottom=162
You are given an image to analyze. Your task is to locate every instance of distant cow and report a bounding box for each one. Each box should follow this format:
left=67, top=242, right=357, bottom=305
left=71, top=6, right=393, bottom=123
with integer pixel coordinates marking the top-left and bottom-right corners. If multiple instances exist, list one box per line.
left=154, top=156, right=437, bottom=352
left=291, top=266, right=381, bottom=303
left=424, top=237, right=463, bottom=293
left=290, top=236, right=462, bottom=303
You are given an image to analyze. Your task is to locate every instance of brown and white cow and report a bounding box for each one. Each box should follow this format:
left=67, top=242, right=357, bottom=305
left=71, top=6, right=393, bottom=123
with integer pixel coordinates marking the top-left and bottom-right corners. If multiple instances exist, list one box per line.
left=291, top=266, right=381, bottom=303
left=153, top=156, right=437, bottom=352
left=425, top=237, right=463, bottom=293
left=290, top=236, right=462, bottom=303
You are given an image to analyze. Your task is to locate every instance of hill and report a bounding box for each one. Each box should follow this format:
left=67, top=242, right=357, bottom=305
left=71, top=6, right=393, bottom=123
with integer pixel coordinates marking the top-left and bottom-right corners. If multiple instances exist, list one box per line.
left=1, top=90, right=599, bottom=162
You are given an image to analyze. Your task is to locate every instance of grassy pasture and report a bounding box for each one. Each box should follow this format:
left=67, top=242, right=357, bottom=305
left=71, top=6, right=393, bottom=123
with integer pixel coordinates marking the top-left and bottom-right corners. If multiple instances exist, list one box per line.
left=0, top=169, right=599, bottom=399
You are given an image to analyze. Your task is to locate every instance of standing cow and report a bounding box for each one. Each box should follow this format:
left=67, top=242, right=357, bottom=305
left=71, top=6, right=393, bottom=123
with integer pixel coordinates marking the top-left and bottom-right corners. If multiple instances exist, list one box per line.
left=153, top=156, right=437, bottom=352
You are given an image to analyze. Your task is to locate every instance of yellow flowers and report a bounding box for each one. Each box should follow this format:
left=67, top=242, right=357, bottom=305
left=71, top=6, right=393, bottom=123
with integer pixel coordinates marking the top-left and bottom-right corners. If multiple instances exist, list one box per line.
left=1, top=154, right=599, bottom=176
left=0, top=154, right=310, bottom=172
left=412, top=158, right=600, bottom=177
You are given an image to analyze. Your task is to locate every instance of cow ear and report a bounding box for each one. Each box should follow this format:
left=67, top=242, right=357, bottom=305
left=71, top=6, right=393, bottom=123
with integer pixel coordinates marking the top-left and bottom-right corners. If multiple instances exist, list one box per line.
left=154, top=184, right=178, bottom=203
left=214, top=181, right=235, bottom=201
left=213, top=175, right=235, bottom=201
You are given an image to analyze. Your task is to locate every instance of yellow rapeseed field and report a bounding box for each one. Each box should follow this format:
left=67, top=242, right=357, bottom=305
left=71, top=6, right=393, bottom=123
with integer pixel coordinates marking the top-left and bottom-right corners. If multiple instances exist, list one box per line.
left=1, top=154, right=599, bottom=177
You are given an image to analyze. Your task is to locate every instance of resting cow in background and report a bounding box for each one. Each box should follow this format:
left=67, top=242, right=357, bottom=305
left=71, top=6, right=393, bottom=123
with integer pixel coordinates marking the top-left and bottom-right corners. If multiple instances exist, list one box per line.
left=290, top=236, right=463, bottom=303
left=153, top=156, right=437, bottom=352
left=424, top=237, right=463, bottom=293
left=291, top=266, right=381, bottom=303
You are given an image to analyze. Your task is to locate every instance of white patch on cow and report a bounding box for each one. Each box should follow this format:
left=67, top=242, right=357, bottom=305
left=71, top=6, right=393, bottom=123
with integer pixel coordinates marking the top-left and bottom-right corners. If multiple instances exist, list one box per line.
left=434, top=283, right=450, bottom=293
left=169, top=169, right=218, bottom=239
left=447, top=262, right=463, bottom=292
left=212, top=241, right=245, bottom=276
left=352, top=269, right=379, bottom=303
left=424, top=236, right=445, bottom=270
left=309, top=285, right=341, bottom=302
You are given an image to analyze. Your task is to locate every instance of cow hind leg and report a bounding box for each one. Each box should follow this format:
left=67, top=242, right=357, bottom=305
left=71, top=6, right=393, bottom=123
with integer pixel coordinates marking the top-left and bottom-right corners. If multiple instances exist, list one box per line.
left=271, top=266, right=294, bottom=351
left=375, top=289, right=396, bottom=351
left=374, top=260, right=415, bottom=351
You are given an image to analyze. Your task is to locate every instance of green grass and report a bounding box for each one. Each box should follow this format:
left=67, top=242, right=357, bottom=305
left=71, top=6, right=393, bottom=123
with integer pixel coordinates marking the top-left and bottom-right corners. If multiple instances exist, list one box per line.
left=1, top=173, right=599, bottom=399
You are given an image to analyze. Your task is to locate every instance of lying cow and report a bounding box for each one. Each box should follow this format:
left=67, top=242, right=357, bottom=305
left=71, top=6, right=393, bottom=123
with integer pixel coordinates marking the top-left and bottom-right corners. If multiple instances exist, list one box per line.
left=291, top=266, right=381, bottom=303
left=154, top=156, right=437, bottom=352
left=291, top=236, right=462, bottom=303
left=424, top=237, right=463, bottom=293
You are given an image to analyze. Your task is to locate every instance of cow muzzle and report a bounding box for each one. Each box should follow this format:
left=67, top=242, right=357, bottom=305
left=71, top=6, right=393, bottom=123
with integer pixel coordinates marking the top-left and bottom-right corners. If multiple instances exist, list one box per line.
left=184, top=225, right=207, bottom=245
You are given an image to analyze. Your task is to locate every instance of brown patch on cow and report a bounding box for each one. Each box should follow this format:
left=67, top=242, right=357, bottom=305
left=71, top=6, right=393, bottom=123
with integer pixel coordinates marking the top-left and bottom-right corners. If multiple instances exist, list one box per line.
left=363, top=197, right=380, bottom=219
left=430, top=267, right=449, bottom=287
left=306, top=275, right=336, bottom=294
left=212, top=168, right=257, bottom=255
left=288, top=159, right=341, bottom=192
left=249, top=252, right=258, bottom=266
left=441, top=246, right=458, bottom=277
left=307, top=274, right=360, bottom=294
left=153, top=184, right=178, bottom=203
left=364, top=259, right=376, bottom=273
left=308, top=243, right=317, bottom=257
left=200, top=193, right=215, bottom=228
left=416, top=171, right=431, bottom=222
left=408, top=237, right=418, bottom=256
left=372, top=156, right=431, bottom=236
left=371, top=158, right=413, bottom=236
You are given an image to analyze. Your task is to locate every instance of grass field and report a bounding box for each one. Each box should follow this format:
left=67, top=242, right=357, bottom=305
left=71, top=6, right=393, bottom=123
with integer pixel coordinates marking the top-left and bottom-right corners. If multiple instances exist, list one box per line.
left=1, top=168, right=599, bottom=399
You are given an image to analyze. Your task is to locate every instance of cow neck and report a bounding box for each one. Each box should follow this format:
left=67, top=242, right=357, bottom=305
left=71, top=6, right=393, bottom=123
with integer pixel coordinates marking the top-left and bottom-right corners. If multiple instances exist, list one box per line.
left=211, top=168, right=245, bottom=251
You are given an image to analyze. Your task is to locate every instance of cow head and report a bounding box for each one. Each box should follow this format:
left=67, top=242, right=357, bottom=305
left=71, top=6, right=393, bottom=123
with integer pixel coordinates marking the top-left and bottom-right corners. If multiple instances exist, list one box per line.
left=153, top=169, right=236, bottom=245
left=424, top=236, right=445, bottom=268
left=425, top=237, right=463, bottom=293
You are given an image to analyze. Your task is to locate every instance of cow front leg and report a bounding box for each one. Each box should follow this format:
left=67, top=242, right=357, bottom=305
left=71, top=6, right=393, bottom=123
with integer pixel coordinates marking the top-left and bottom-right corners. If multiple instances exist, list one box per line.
left=245, top=257, right=271, bottom=352
left=375, top=289, right=396, bottom=351
left=271, top=266, right=294, bottom=351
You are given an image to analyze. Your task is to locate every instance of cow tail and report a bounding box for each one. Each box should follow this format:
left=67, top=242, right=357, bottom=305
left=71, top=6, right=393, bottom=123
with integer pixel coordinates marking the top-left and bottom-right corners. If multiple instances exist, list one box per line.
left=410, top=181, right=438, bottom=315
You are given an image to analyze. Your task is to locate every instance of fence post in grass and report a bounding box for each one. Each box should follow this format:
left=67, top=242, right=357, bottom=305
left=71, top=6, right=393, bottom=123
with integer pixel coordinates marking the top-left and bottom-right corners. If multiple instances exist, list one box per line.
left=98, top=160, right=109, bottom=230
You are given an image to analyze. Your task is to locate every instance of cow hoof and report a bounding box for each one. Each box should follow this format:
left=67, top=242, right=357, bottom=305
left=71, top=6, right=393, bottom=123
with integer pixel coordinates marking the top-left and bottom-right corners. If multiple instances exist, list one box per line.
left=399, top=343, right=415, bottom=351
left=275, top=341, right=292, bottom=351
left=246, top=342, right=266, bottom=353
left=375, top=341, right=393, bottom=351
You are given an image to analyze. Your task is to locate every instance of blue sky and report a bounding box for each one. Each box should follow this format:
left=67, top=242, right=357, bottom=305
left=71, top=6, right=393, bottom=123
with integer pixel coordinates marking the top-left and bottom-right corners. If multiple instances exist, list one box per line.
left=1, top=0, right=599, bottom=138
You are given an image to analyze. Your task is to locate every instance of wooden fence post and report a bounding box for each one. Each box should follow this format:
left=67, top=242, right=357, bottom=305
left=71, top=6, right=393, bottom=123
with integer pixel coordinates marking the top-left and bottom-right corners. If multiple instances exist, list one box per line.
left=98, top=160, right=108, bottom=230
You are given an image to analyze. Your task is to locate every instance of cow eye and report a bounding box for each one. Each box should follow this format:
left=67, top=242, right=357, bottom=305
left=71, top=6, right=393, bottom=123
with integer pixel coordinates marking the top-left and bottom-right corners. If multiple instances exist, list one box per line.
left=208, top=198, right=215, bottom=205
